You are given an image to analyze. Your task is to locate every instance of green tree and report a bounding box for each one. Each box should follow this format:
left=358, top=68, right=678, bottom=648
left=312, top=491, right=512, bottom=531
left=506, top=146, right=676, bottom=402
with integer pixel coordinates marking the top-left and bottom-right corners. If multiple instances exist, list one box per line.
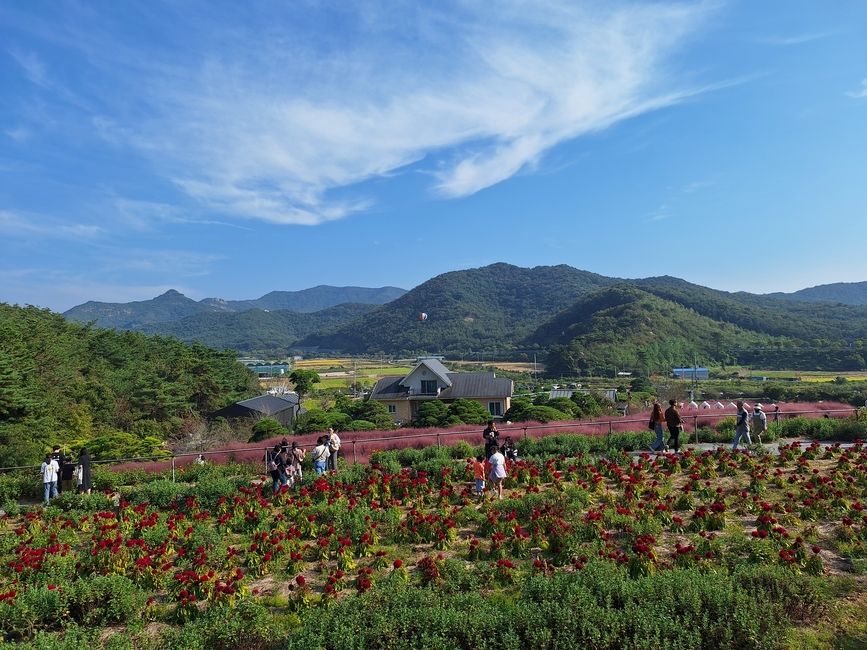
left=248, top=417, right=289, bottom=442
left=293, top=409, right=331, bottom=435
left=415, top=401, right=448, bottom=427
left=446, top=399, right=490, bottom=425
left=289, top=369, right=321, bottom=400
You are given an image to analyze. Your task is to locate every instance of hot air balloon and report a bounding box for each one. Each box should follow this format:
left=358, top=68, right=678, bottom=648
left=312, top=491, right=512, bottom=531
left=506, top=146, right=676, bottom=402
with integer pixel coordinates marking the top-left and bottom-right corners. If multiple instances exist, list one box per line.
left=418, top=312, right=428, bottom=321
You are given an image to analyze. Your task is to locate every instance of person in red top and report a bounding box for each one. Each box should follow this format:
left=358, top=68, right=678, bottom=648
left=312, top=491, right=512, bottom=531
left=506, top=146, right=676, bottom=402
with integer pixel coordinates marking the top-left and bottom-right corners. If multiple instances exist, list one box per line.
left=471, top=456, right=486, bottom=497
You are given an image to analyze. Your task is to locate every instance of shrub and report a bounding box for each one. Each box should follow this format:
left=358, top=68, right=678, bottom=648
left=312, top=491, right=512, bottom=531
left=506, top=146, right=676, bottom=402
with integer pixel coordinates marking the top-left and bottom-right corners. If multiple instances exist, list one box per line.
left=65, top=575, right=148, bottom=626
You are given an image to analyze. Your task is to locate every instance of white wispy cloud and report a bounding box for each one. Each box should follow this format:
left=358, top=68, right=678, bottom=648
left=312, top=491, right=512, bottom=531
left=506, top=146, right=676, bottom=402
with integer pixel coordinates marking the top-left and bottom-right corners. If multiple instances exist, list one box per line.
left=7, top=47, right=49, bottom=86
left=753, top=33, right=832, bottom=46
left=10, top=1, right=715, bottom=225
left=846, top=79, right=867, bottom=99
left=0, top=209, right=104, bottom=240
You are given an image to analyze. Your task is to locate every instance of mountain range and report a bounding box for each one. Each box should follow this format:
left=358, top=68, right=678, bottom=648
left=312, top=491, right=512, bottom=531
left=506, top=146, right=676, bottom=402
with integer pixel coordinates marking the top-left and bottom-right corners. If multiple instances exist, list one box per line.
left=61, top=267, right=867, bottom=370
left=64, top=285, right=407, bottom=328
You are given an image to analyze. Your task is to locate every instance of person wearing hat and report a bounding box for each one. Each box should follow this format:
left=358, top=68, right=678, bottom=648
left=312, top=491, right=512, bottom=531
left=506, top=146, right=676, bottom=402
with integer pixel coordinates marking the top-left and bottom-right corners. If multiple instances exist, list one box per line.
left=751, top=404, right=767, bottom=444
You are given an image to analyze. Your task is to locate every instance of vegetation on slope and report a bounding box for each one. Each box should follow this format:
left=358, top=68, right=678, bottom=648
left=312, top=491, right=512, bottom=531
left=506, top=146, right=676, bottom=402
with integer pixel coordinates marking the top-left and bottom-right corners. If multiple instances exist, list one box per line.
left=139, top=303, right=377, bottom=355
left=0, top=304, right=258, bottom=465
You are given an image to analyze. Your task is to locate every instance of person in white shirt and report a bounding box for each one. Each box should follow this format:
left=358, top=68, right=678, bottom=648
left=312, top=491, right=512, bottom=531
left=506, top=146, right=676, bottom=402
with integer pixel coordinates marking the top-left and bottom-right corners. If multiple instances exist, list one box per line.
left=488, top=447, right=507, bottom=500
left=40, top=454, right=60, bottom=504
left=312, top=436, right=331, bottom=475
left=327, top=428, right=341, bottom=472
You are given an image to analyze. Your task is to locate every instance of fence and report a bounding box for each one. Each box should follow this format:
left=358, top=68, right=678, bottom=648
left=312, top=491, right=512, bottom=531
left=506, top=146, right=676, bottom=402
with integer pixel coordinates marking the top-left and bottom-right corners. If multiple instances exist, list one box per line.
left=1, top=407, right=858, bottom=481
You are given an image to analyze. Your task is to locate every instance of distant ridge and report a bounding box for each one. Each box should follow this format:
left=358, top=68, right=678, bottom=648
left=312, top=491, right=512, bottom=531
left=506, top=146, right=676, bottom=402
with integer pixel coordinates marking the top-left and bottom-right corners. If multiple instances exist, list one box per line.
left=64, top=285, right=407, bottom=328
left=765, top=281, right=867, bottom=306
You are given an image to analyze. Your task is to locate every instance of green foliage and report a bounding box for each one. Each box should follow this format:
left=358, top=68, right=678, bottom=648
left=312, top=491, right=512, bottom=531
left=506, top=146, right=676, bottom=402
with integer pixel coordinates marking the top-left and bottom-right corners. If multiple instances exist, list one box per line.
left=415, top=401, right=449, bottom=428
left=289, top=369, right=320, bottom=398
left=248, top=417, right=289, bottom=442
left=0, top=303, right=258, bottom=464
left=294, top=409, right=331, bottom=435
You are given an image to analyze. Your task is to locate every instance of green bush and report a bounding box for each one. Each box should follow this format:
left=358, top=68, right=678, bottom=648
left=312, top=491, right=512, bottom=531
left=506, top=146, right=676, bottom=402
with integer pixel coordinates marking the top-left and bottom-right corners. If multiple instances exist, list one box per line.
left=65, top=575, right=148, bottom=626
left=131, top=479, right=192, bottom=508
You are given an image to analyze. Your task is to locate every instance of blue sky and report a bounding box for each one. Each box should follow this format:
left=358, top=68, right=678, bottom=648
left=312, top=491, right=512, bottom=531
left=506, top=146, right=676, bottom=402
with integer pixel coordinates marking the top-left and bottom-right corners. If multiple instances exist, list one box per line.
left=2, top=1, right=866, bottom=311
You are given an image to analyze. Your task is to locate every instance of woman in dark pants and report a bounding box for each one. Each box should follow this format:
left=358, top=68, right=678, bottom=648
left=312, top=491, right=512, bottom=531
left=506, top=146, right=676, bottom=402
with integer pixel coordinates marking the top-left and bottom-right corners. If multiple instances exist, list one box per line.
left=77, top=448, right=93, bottom=494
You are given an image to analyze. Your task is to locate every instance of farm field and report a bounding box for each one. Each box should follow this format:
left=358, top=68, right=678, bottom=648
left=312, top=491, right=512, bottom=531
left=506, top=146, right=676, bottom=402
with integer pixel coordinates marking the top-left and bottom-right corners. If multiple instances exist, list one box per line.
left=1, top=437, right=866, bottom=649
left=725, top=368, right=867, bottom=382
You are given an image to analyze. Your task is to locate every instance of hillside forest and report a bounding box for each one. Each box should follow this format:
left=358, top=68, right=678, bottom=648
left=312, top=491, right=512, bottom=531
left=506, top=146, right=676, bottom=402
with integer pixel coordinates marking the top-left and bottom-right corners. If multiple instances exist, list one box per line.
left=0, top=304, right=258, bottom=466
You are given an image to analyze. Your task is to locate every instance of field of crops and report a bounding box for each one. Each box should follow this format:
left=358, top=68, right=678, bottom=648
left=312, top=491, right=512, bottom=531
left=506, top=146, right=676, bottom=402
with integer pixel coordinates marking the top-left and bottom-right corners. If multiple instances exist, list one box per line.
left=1, top=433, right=866, bottom=648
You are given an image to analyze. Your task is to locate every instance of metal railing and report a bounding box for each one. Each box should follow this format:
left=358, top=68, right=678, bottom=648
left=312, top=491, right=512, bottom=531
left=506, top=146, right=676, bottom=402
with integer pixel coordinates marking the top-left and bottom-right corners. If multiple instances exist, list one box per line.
left=1, top=408, right=858, bottom=480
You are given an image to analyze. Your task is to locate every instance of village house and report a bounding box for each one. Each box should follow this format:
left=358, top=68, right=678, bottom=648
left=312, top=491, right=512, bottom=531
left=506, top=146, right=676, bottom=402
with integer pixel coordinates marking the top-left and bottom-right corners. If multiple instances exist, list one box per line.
left=210, top=393, right=303, bottom=428
left=370, top=357, right=513, bottom=424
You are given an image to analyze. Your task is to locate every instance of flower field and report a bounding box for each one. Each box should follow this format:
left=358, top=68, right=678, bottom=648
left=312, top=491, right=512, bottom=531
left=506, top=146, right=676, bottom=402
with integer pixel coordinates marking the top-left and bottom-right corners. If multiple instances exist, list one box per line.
left=1, top=438, right=866, bottom=649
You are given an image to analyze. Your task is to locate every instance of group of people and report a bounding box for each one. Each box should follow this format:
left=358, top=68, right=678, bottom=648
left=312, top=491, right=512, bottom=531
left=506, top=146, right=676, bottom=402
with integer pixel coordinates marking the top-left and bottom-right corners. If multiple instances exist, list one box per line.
left=471, top=420, right=519, bottom=500
left=39, top=445, right=92, bottom=505
left=648, top=399, right=770, bottom=453
left=265, top=428, right=342, bottom=494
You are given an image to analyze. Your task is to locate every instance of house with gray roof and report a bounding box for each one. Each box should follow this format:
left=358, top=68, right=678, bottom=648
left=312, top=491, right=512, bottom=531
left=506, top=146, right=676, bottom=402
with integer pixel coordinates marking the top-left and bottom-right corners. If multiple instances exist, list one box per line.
left=210, top=393, right=303, bottom=428
left=370, top=357, right=513, bottom=424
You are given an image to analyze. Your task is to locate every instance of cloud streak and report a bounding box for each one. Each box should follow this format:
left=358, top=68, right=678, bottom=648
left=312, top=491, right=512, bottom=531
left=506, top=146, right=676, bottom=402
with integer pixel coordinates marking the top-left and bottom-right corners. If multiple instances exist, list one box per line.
left=8, top=1, right=715, bottom=225
left=846, top=79, right=867, bottom=99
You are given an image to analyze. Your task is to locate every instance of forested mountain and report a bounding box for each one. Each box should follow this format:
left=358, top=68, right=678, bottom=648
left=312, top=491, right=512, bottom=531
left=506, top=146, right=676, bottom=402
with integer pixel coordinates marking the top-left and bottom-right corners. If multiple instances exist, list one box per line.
left=139, top=303, right=378, bottom=354
left=0, top=303, right=259, bottom=464
left=199, top=285, right=406, bottom=313
left=538, top=286, right=782, bottom=375
left=295, top=264, right=867, bottom=370
left=64, top=285, right=406, bottom=328
left=64, top=289, right=209, bottom=328
left=765, top=281, right=867, bottom=306
left=298, top=264, right=617, bottom=355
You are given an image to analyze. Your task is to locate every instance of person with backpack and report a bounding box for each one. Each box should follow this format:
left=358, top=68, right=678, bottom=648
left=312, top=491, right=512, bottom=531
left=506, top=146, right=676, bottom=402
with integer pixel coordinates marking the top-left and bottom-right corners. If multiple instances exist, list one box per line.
left=327, top=428, right=341, bottom=472
left=752, top=404, right=768, bottom=444
left=50, top=445, right=66, bottom=494
left=312, top=436, right=331, bottom=475
left=648, top=401, right=666, bottom=452
left=664, top=399, right=684, bottom=452
left=265, top=444, right=285, bottom=494
left=732, top=401, right=752, bottom=450
left=40, top=453, right=60, bottom=505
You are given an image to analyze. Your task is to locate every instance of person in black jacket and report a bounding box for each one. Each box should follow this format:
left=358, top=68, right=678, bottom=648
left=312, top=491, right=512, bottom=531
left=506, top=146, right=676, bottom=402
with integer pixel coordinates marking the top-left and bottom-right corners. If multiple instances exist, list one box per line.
left=51, top=445, right=67, bottom=493
left=76, top=448, right=93, bottom=494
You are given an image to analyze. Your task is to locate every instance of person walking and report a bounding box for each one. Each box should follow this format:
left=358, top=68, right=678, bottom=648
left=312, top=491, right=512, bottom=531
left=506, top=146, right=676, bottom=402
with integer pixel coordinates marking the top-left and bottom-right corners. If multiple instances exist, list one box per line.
left=732, top=400, right=752, bottom=450
left=76, top=448, right=92, bottom=495
left=266, top=444, right=284, bottom=494
left=664, top=399, right=684, bottom=452
left=40, top=453, right=60, bottom=505
left=290, top=441, right=306, bottom=486
left=773, top=404, right=781, bottom=423
left=648, top=401, right=667, bottom=452
left=471, top=455, right=486, bottom=497
left=312, top=436, right=331, bottom=476
left=327, top=428, right=341, bottom=472
left=488, top=446, right=507, bottom=500
left=50, top=445, right=66, bottom=494
left=752, top=403, right=768, bottom=444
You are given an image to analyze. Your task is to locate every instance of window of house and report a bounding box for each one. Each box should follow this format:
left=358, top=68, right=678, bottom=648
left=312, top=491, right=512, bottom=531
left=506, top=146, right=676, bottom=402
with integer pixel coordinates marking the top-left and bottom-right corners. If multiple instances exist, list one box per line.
left=420, top=380, right=438, bottom=394
left=488, top=402, right=502, bottom=416
left=387, top=404, right=397, bottom=414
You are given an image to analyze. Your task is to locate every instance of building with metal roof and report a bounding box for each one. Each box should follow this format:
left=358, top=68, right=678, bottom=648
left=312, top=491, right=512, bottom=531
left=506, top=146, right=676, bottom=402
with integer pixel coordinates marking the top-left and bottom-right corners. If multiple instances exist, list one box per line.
left=370, top=358, right=513, bottom=424
left=210, top=393, right=303, bottom=428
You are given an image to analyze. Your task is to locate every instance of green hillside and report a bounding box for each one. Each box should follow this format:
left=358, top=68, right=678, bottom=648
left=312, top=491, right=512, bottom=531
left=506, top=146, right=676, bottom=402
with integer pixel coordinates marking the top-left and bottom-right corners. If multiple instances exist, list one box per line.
left=139, top=303, right=378, bottom=355
left=299, top=263, right=616, bottom=354
left=200, top=285, right=406, bottom=312
left=767, top=280, right=867, bottom=305
left=64, top=289, right=210, bottom=328
left=537, top=285, right=781, bottom=375
left=0, top=304, right=259, bottom=465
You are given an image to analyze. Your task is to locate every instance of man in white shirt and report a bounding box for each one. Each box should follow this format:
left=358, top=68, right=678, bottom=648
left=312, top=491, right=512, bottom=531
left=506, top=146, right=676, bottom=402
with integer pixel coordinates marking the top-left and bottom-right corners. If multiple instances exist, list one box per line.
left=327, top=428, right=341, bottom=472
left=40, top=454, right=60, bottom=504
